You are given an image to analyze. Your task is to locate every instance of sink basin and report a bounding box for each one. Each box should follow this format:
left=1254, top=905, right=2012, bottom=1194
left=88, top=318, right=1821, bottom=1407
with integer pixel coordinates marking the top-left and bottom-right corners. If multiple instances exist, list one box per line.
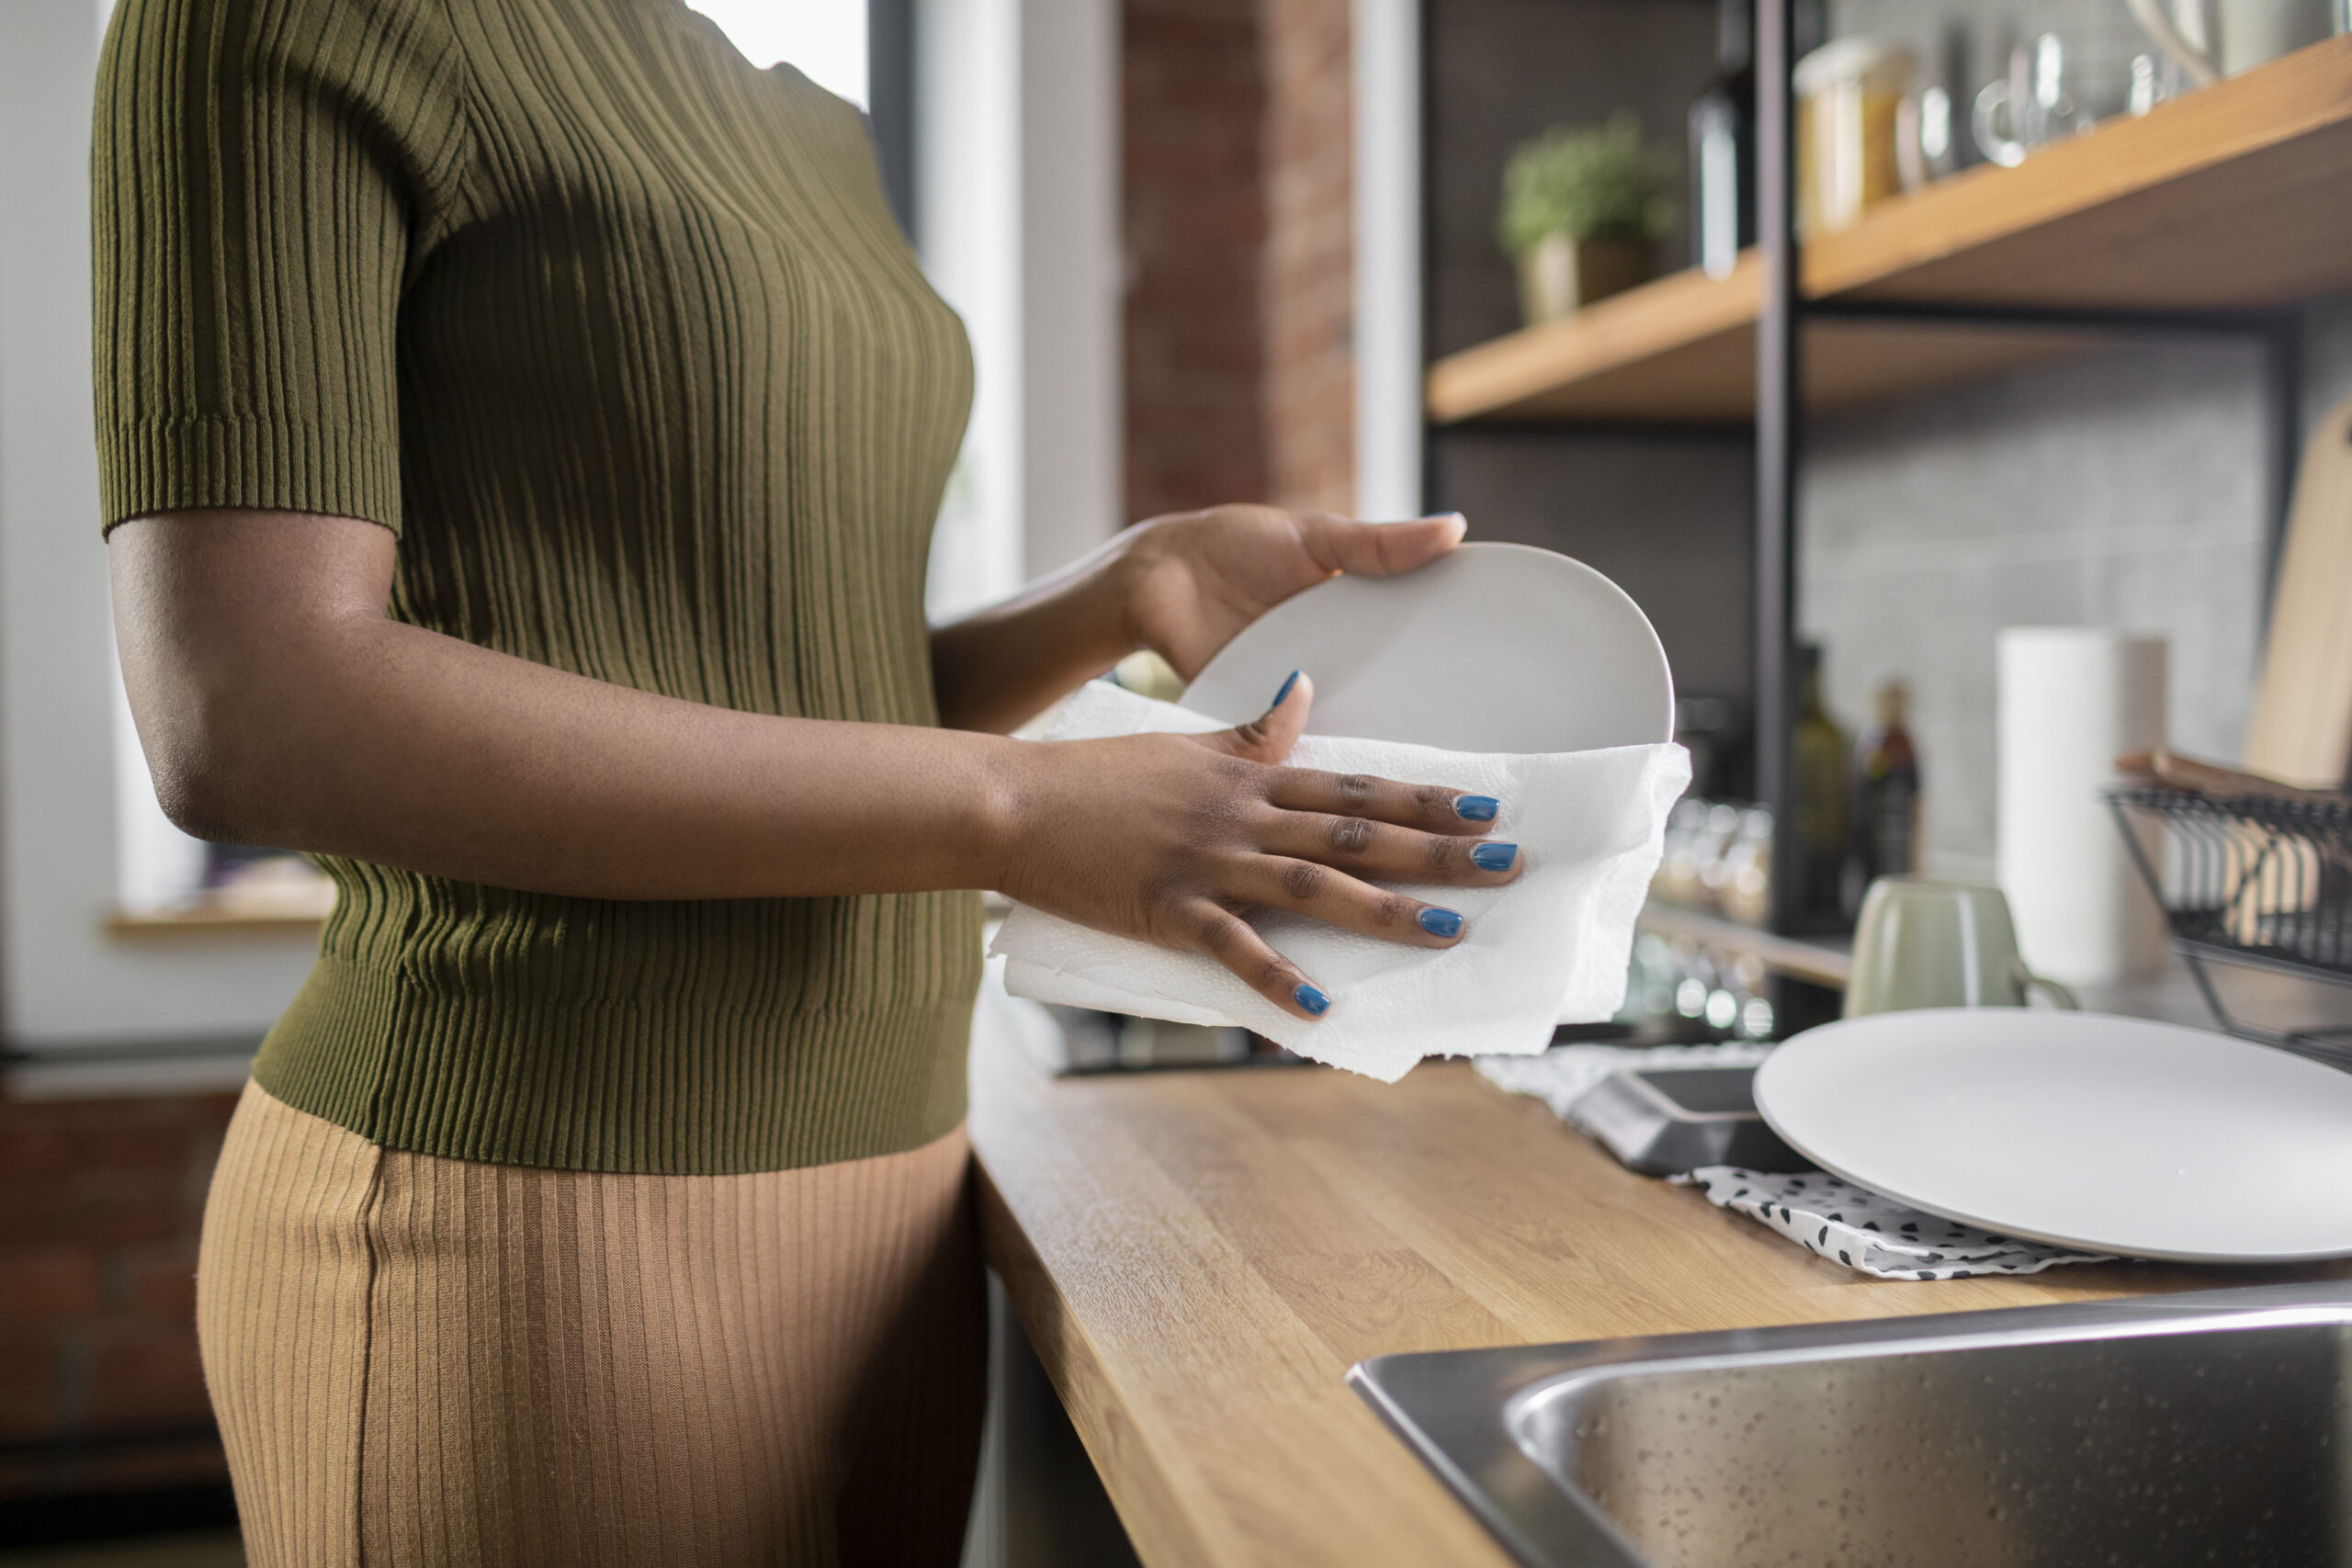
left=1350, top=1280, right=2352, bottom=1567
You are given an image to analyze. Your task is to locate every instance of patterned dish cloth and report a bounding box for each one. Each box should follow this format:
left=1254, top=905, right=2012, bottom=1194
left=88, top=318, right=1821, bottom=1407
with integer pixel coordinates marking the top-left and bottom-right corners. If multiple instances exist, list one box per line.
left=1673, top=1168, right=2115, bottom=1280
left=1476, top=1043, right=2118, bottom=1280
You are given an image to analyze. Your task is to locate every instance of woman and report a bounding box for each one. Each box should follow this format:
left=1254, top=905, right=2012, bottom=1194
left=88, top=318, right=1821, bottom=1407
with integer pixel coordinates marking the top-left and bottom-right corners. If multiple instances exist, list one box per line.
left=94, top=0, right=1519, bottom=1562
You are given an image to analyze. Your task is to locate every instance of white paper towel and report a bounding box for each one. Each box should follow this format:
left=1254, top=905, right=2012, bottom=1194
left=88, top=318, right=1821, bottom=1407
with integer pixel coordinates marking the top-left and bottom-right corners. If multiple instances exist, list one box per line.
left=989, top=682, right=1690, bottom=1082
left=1996, top=627, right=2167, bottom=985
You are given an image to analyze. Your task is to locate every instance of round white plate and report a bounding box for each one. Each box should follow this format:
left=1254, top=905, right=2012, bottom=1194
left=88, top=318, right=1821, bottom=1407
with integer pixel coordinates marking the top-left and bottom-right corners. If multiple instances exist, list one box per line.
left=1754, top=1009, right=2352, bottom=1263
left=1177, top=542, right=1675, bottom=752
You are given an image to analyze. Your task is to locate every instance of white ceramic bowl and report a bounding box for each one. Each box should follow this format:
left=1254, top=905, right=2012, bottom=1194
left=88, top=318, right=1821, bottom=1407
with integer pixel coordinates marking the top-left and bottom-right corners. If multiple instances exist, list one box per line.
left=1177, top=541, right=1675, bottom=752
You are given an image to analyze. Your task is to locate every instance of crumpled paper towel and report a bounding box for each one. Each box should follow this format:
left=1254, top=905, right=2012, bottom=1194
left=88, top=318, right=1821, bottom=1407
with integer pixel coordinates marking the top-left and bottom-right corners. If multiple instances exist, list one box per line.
left=989, top=682, right=1690, bottom=1082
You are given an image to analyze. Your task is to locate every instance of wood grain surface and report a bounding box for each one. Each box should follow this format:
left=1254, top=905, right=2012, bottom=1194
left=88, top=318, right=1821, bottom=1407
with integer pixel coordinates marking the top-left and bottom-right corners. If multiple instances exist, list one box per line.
left=969, top=1029, right=2352, bottom=1567
left=2246, top=390, right=2352, bottom=790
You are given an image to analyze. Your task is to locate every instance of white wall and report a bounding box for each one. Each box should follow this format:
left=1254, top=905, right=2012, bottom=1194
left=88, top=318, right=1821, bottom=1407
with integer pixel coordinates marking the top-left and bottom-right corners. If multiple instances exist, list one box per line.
left=918, top=0, right=1027, bottom=620
left=0, top=0, right=319, bottom=1053
left=1017, top=0, right=1123, bottom=577
left=1353, top=0, right=1425, bottom=520
left=919, top=0, right=1123, bottom=615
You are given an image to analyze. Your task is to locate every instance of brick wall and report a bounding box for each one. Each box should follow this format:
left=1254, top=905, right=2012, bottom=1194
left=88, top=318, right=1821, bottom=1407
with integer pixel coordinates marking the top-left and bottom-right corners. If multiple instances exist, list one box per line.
left=1124, top=0, right=1271, bottom=522
left=0, top=1091, right=235, bottom=1500
left=1123, top=0, right=1356, bottom=524
left=1261, top=0, right=1355, bottom=514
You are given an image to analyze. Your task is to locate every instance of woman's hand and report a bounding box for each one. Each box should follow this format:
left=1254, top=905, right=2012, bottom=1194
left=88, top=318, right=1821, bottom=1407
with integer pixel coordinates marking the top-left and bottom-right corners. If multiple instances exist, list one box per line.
left=1117, top=504, right=1466, bottom=678
left=990, top=672, right=1522, bottom=1021
left=931, top=503, right=1465, bottom=734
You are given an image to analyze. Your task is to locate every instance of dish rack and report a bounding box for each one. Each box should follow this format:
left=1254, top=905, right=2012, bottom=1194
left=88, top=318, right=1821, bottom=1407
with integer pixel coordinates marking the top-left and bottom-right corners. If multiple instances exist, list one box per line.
left=2108, top=787, right=2352, bottom=1066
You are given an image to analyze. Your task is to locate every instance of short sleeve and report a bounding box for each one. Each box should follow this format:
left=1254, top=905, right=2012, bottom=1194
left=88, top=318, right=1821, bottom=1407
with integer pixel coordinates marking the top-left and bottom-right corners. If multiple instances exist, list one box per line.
left=92, top=0, right=472, bottom=535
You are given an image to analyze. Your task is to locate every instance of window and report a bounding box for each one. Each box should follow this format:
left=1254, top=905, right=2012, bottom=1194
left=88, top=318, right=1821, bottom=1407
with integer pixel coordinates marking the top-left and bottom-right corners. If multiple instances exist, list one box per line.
left=685, top=0, right=867, bottom=106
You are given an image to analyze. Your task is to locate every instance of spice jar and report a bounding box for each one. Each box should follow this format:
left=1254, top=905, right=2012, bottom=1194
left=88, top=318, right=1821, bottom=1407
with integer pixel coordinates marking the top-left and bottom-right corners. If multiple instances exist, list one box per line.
left=1793, top=38, right=1917, bottom=236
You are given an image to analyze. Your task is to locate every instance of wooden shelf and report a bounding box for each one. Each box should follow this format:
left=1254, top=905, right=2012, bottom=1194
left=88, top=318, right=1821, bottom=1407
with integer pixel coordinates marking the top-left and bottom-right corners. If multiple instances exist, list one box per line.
left=1636, top=899, right=1852, bottom=989
left=1429, top=35, right=2352, bottom=424
left=107, top=907, right=326, bottom=940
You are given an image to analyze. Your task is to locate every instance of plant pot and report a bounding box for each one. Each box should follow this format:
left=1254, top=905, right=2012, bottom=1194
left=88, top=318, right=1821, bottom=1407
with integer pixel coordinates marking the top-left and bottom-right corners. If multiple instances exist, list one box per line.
left=1517, top=233, right=1653, bottom=325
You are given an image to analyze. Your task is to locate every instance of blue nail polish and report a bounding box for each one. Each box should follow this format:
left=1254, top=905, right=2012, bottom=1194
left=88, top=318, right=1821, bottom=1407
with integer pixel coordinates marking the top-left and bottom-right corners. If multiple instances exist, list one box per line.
left=1294, top=982, right=1329, bottom=1017
left=1419, top=907, right=1463, bottom=939
left=1455, top=795, right=1499, bottom=822
left=1471, top=841, right=1519, bottom=872
left=1270, top=670, right=1300, bottom=709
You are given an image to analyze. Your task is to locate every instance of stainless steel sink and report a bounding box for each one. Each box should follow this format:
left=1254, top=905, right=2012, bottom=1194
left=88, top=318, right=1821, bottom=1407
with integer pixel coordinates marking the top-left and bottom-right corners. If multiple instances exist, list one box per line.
left=1350, top=1280, right=2352, bottom=1568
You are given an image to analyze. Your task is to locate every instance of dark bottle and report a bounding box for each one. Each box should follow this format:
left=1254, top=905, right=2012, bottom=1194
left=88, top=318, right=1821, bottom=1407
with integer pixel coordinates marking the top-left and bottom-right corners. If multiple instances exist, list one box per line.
left=1853, top=678, right=1922, bottom=891
left=1790, top=643, right=1849, bottom=922
left=1687, top=0, right=1826, bottom=278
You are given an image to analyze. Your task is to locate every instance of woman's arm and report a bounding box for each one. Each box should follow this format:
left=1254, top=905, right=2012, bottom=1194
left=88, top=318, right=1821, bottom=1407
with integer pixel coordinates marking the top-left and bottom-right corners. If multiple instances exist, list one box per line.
left=112, top=510, right=1012, bottom=900
left=112, top=507, right=1517, bottom=1019
left=931, top=503, right=1465, bottom=734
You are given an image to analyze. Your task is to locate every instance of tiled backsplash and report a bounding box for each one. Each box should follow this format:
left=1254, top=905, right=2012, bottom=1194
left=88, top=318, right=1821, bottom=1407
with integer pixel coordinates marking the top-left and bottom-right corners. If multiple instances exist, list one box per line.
left=1441, top=306, right=2352, bottom=879
left=1804, top=302, right=2352, bottom=874
left=1803, top=337, right=2264, bottom=874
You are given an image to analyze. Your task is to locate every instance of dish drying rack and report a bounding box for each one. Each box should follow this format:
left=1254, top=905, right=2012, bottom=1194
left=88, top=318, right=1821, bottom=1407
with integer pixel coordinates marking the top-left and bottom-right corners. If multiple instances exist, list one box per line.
left=2108, top=786, right=2352, bottom=1066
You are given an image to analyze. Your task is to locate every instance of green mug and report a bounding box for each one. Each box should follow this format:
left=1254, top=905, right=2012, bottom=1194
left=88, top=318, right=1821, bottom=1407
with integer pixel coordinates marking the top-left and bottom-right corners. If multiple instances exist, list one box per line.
left=1843, top=877, right=2079, bottom=1018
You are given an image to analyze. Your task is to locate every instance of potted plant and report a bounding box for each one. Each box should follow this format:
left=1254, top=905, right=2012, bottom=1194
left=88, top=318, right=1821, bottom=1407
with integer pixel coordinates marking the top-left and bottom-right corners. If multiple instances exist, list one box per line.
left=1497, top=114, right=1673, bottom=325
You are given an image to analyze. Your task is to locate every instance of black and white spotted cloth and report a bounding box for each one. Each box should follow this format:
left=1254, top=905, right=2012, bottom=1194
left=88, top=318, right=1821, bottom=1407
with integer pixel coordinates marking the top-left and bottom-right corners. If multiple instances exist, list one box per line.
left=1673, top=1168, right=2113, bottom=1280
left=1475, top=1043, right=2117, bottom=1280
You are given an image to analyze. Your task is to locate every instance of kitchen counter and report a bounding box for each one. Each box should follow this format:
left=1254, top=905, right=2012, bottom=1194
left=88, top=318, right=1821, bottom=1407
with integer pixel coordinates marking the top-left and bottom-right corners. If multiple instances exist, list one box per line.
left=967, top=1025, right=2352, bottom=1568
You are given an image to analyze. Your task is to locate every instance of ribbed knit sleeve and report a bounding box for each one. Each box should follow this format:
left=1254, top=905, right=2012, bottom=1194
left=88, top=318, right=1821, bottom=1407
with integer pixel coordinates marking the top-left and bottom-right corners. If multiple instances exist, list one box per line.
left=92, top=0, right=473, bottom=534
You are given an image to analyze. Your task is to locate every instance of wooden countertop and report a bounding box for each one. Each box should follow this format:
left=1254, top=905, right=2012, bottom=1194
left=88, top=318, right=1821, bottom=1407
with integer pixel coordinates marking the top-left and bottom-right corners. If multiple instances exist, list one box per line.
left=967, top=1028, right=2352, bottom=1568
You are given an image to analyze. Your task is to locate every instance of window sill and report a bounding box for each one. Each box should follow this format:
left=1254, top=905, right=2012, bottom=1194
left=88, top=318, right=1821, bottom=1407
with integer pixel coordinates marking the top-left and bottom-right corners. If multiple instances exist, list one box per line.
left=105, top=905, right=326, bottom=940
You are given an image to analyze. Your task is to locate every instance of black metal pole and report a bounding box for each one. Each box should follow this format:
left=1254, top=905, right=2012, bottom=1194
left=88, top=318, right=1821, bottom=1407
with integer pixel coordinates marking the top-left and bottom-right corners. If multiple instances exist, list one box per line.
left=1755, top=0, right=1801, bottom=933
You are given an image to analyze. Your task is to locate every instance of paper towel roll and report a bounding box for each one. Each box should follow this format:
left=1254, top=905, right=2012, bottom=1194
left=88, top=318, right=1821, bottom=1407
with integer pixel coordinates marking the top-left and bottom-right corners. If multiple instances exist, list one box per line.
left=1996, top=628, right=2167, bottom=985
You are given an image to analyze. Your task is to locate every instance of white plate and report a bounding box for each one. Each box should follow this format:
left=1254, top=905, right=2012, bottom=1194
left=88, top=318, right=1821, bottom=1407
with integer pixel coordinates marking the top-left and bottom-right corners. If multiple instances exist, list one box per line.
left=1178, top=542, right=1675, bottom=752
left=1754, top=1009, right=2352, bottom=1263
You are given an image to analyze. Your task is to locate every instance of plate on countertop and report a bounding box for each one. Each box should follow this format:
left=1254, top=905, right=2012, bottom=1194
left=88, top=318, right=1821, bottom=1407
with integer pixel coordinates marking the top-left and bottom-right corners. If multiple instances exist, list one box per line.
left=1753, top=1009, right=2352, bottom=1263
left=1177, top=542, right=1675, bottom=753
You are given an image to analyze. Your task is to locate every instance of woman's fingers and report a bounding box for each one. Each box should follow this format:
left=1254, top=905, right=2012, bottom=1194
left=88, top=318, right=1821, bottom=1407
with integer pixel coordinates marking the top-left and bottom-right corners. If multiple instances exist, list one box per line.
left=1234, top=856, right=1472, bottom=948
left=1260, top=810, right=1522, bottom=887
left=1201, top=670, right=1314, bottom=764
left=1263, top=765, right=1501, bottom=836
left=1187, top=900, right=1332, bottom=1020
left=1158, top=669, right=1514, bottom=1025
left=1292, top=510, right=1467, bottom=577
left=1186, top=840, right=1489, bottom=1023
left=1192, top=680, right=1503, bottom=845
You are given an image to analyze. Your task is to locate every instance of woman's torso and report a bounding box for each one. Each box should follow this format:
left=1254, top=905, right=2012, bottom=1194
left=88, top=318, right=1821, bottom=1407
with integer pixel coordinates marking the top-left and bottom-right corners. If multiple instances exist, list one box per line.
left=96, top=0, right=982, bottom=1174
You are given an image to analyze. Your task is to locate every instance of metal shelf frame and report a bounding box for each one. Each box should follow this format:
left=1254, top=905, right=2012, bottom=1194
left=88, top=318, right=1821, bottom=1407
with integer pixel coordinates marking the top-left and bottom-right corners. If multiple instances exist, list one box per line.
left=1747, top=0, right=2305, bottom=931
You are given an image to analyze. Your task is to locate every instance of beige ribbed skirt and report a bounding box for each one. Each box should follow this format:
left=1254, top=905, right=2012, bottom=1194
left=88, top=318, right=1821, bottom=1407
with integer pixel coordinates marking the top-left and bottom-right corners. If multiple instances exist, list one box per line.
left=197, top=1082, right=985, bottom=1568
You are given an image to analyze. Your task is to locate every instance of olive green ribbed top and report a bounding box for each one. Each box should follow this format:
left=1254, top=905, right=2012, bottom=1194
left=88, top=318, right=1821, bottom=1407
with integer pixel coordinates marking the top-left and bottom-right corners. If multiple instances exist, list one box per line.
left=92, top=0, right=982, bottom=1173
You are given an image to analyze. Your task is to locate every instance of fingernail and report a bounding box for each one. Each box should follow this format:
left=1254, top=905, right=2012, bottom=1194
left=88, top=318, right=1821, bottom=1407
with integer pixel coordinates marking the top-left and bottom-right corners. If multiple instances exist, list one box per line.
left=1418, top=907, right=1463, bottom=939
left=1455, top=795, right=1499, bottom=822
left=1471, top=841, right=1519, bottom=872
left=1294, top=982, right=1329, bottom=1017
left=1270, top=670, right=1300, bottom=710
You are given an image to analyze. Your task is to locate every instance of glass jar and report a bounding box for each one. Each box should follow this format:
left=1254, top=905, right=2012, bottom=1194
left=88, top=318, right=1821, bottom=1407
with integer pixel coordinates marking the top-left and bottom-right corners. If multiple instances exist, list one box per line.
left=1793, top=37, right=1917, bottom=235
